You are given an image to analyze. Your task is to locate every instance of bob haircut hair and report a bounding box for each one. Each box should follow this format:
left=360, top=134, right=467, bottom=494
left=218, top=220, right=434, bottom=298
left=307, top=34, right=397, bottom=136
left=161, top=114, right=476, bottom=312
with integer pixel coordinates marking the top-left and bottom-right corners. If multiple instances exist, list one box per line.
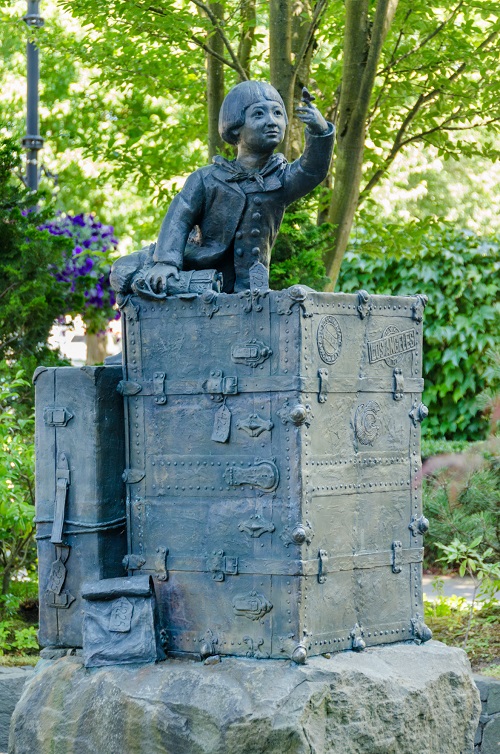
left=218, top=81, right=288, bottom=145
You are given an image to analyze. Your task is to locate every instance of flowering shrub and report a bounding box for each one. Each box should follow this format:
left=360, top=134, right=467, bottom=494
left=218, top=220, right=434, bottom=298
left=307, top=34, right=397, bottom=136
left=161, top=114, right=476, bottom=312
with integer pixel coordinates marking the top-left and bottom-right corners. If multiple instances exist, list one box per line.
left=39, top=212, right=120, bottom=335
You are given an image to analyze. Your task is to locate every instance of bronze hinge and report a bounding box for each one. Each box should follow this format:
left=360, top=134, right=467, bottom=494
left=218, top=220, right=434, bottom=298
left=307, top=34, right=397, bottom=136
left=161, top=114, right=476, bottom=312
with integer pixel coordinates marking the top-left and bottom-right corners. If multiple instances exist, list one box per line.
left=153, top=372, right=167, bottom=404
left=393, top=368, right=404, bottom=401
left=209, top=550, right=239, bottom=582
left=203, top=369, right=238, bottom=402
left=318, top=368, right=329, bottom=403
left=392, top=540, right=403, bottom=573
left=318, top=549, right=329, bottom=583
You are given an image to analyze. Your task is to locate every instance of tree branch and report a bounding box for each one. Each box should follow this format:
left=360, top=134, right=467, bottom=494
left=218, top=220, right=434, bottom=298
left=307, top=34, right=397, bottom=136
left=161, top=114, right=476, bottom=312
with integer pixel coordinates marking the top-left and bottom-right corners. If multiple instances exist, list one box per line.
left=357, top=0, right=400, bottom=112
left=379, top=0, right=464, bottom=75
left=292, top=0, right=330, bottom=75
left=145, top=2, right=246, bottom=75
left=0, top=283, right=17, bottom=301
left=188, top=34, right=240, bottom=72
left=359, top=29, right=500, bottom=201
left=385, top=7, right=412, bottom=69
left=367, top=7, right=411, bottom=125
left=190, top=0, right=249, bottom=80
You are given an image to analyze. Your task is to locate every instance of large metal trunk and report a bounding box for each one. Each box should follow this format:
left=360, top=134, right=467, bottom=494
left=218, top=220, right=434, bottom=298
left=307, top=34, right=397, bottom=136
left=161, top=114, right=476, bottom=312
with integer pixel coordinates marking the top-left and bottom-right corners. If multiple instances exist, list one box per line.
left=35, top=365, right=127, bottom=648
left=121, top=287, right=430, bottom=660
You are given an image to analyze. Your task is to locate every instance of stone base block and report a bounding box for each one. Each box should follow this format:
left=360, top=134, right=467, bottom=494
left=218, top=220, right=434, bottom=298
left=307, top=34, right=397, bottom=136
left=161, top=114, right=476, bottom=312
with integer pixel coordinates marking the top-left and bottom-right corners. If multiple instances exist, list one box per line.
left=10, top=641, right=480, bottom=754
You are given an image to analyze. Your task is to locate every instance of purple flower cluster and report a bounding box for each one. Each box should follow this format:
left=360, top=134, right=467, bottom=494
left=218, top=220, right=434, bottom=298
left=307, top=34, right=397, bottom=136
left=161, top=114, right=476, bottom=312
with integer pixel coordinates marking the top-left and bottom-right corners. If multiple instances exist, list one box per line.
left=40, top=212, right=120, bottom=327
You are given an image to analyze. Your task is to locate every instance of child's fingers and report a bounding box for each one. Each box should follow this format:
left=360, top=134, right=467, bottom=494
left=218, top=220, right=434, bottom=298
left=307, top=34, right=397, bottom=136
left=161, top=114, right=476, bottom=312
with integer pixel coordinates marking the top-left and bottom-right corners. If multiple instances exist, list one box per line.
left=296, top=113, right=315, bottom=123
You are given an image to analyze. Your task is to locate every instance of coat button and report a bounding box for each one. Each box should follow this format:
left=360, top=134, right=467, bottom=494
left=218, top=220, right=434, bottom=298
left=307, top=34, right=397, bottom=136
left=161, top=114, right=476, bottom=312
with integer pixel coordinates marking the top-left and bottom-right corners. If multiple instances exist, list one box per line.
left=251, top=247, right=260, bottom=256
left=254, top=197, right=262, bottom=206
left=235, top=230, right=243, bottom=239
left=235, top=248, right=243, bottom=257
left=252, top=212, right=261, bottom=220
left=251, top=228, right=260, bottom=237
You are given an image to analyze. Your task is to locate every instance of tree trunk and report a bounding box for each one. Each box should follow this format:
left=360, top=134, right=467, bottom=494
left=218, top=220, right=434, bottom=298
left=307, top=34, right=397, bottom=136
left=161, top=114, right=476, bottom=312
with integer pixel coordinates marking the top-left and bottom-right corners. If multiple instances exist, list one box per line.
left=288, top=0, right=315, bottom=160
left=2, top=566, right=12, bottom=596
left=324, top=0, right=399, bottom=290
left=323, top=0, right=370, bottom=289
left=206, top=2, right=225, bottom=160
left=237, top=0, right=256, bottom=79
left=269, top=0, right=295, bottom=158
left=86, top=332, right=108, bottom=365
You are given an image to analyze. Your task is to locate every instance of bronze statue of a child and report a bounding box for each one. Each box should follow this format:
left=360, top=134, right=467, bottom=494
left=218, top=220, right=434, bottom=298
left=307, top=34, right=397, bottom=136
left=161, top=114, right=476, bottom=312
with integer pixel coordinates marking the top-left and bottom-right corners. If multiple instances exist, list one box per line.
left=112, top=81, right=334, bottom=296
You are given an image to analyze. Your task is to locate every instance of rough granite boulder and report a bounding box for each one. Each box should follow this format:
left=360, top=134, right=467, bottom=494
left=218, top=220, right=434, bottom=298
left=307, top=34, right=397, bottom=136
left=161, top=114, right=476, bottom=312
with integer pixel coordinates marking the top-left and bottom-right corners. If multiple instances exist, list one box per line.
left=10, top=641, right=480, bottom=754
left=0, top=667, right=34, bottom=752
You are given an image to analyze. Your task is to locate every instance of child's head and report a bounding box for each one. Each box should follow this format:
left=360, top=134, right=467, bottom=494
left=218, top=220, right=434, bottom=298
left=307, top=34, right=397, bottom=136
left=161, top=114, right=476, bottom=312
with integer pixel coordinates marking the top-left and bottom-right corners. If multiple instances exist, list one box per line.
left=219, top=81, right=288, bottom=146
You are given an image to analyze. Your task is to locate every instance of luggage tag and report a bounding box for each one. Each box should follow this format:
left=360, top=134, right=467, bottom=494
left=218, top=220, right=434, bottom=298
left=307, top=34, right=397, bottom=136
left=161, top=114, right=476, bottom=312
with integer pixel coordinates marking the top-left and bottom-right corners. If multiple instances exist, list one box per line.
left=46, top=544, right=75, bottom=609
left=211, top=398, right=231, bottom=443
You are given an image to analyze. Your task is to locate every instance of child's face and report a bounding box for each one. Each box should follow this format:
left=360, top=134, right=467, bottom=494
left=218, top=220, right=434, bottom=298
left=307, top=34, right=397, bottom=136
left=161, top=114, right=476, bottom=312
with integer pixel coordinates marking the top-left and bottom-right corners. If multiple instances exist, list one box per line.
left=238, top=99, right=286, bottom=154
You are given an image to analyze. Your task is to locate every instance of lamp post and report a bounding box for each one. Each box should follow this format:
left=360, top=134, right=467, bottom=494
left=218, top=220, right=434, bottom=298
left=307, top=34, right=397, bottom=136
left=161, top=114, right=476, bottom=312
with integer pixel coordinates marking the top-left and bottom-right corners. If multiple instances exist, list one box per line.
left=22, top=0, right=44, bottom=191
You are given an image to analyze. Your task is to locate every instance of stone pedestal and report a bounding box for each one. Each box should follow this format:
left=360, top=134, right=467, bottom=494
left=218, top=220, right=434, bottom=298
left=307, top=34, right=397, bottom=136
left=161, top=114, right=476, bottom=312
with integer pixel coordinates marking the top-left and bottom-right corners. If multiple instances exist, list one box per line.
left=10, top=641, right=480, bottom=754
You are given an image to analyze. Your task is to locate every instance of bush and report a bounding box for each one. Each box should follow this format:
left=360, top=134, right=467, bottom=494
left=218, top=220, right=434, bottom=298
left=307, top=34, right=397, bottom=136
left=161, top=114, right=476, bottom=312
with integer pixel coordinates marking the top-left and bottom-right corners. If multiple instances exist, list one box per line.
left=421, top=438, right=499, bottom=567
left=338, top=220, right=500, bottom=440
left=0, top=138, right=71, bottom=363
left=270, top=196, right=330, bottom=291
left=0, top=371, right=36, bottom=596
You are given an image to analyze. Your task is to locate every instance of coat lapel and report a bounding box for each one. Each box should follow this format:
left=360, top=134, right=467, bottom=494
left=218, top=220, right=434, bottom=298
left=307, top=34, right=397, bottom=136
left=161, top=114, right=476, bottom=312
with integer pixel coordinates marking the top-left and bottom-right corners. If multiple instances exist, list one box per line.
left=211, top=154, right=286, bottom=195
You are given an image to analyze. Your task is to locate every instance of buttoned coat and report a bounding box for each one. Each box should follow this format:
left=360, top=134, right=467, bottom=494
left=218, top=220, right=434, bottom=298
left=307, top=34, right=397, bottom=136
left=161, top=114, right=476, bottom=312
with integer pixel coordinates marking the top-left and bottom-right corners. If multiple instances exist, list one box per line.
left=154, top=124, right=335, bottom=292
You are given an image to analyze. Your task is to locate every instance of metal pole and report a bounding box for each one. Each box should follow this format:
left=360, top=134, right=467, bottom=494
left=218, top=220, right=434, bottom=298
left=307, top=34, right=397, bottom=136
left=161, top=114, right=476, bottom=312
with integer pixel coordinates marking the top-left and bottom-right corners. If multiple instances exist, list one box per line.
left=22, top=0, right=44, bottom=191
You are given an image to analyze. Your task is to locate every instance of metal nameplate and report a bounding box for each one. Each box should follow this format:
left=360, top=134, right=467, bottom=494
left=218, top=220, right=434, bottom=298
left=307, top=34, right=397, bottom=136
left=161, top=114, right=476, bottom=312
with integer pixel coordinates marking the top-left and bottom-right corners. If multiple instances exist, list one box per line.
left=368, top=327, right=417, bottom=365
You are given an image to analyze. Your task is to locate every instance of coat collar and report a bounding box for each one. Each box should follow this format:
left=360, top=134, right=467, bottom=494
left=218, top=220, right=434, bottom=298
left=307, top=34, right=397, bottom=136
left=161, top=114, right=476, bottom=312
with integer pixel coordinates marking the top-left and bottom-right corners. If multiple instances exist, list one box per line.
left=212, top=153, right=287, bottom=194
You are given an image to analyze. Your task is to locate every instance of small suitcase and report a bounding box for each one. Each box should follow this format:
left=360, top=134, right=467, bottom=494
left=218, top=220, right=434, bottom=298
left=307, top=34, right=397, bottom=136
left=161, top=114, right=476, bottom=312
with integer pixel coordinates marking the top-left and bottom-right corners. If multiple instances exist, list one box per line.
left=34, top=365, right=127, bottom=648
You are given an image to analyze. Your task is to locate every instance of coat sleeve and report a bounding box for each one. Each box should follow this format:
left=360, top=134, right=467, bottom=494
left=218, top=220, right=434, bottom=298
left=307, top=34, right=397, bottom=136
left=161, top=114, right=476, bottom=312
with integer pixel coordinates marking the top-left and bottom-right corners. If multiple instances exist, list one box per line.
left=283, top=123, right=335, bottom=205
left=154, top=170, right=205, bottom=267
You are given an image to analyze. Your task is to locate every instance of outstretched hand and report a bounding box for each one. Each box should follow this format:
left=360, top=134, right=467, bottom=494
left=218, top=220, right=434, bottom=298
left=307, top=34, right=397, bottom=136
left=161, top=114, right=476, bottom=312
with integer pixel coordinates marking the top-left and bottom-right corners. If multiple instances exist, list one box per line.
left=295, top=101, right=329, bottom=136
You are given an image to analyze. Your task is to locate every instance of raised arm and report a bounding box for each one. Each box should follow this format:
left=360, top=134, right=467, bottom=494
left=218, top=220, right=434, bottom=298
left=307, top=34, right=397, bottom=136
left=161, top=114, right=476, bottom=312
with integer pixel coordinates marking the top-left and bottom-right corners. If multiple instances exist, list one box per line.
left=284, top=101, right=335, bottom=206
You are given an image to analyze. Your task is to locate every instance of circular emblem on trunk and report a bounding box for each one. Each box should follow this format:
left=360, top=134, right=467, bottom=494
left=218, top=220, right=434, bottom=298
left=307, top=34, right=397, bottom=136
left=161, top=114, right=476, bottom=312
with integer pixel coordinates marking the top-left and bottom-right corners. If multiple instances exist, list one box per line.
left=317, top=315, right=342, bottom=364
left=354, top=401, right=381, bottom=446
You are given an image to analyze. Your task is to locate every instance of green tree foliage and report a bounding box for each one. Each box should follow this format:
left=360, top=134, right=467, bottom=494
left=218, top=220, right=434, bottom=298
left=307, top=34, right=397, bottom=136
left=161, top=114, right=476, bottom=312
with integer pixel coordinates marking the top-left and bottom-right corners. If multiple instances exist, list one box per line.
left=0, top=371, right=36, bottom=595
left=338, top=219, right=500, bottom=439
left=2, top=1, right=500, bottom=279
left=0, top=137, right=70, bottom=364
